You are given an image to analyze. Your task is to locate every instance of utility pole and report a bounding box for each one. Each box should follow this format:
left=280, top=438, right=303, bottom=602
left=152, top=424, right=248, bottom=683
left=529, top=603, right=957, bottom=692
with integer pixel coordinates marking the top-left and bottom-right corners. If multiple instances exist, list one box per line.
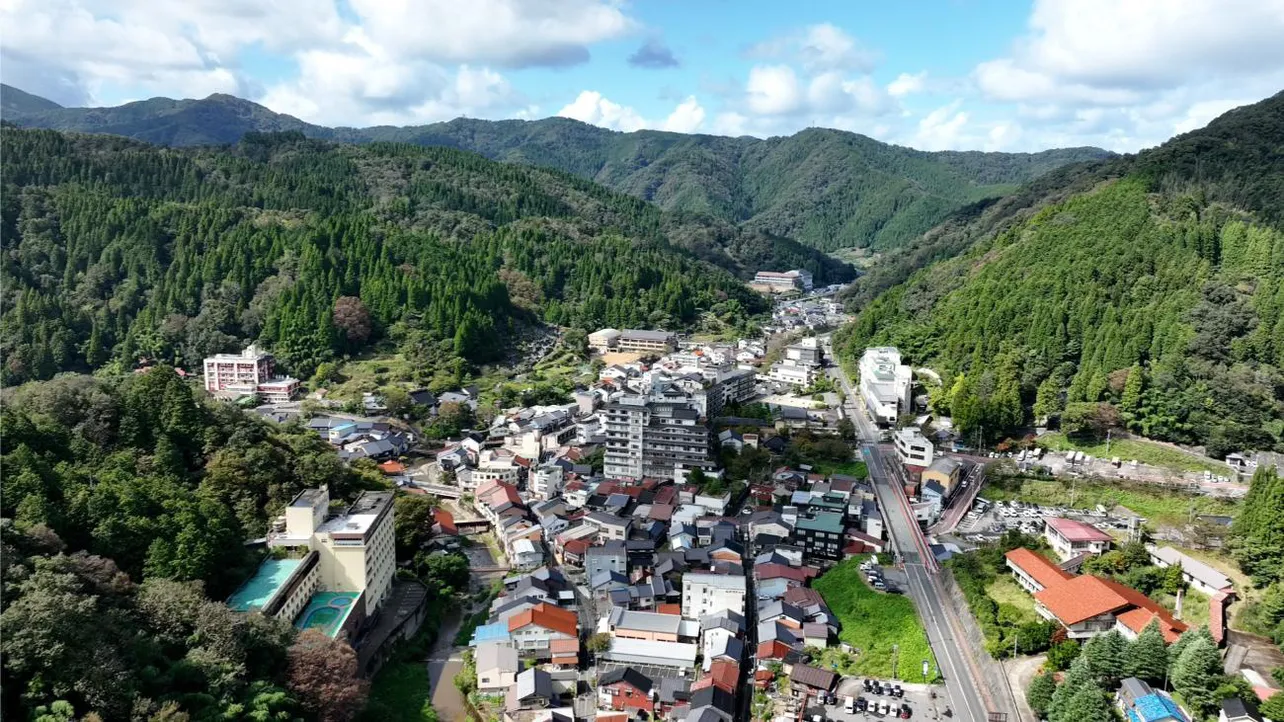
left=892, top=644, right=899, bottom=680
left=1106, top=428, right=1112, bottom=456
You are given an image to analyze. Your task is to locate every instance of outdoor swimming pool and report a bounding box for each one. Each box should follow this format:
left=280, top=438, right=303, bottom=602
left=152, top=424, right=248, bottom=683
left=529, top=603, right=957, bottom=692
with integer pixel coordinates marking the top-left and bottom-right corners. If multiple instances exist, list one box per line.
left=295, top=591, right=359, bottom=638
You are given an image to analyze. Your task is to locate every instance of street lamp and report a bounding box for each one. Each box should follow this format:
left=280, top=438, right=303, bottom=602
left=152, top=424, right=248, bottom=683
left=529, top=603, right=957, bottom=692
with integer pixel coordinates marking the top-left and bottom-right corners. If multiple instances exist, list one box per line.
left=892, top=644, right=899, bottom=680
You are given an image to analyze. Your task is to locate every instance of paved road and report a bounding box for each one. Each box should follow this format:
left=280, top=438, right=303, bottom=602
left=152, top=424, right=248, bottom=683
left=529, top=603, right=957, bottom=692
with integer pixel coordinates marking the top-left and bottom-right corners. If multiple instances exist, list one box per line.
left=819, top=339, right=1018, bottom=722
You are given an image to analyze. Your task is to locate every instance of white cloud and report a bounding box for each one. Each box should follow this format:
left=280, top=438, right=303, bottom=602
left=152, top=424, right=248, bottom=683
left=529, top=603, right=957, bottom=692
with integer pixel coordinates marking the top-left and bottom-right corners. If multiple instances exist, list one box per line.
left=555, top=92, right=707, bottom=134
left=346, top=0, right=635, bottom=69
left=747, top=23, right=876, bottom=73
left=967, top=0, right=1284, bottom=150
left=259, top=29, right=524, bottom=126
left=887, top=71, right=927, bottom=98
left=746, top=65, right=802, bottom=115
left=911, top=101, right=970, bottom=151
left=798, top=23, right=877, bottom=72
left=557, top=91, right=647, bottom=132
left=663, top=97, right=706, bottom=133
left=807, top=72, right=891, bottom=115
left=0, top=0, right=343, bottom=105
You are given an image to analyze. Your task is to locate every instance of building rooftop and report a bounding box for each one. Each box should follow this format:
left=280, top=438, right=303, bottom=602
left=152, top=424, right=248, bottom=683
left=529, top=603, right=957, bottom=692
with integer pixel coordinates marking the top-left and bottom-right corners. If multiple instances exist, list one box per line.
left=1005, top=548, right=1075, bottom=589
left=1148, top=545, right=1233, bottom=591
left=227, top=558, right=303, bottom=612
left=794, top=510, right=845, bottom=534
left=621, top=329, right=676, bottom=342
left=507, top=602, right=578, bottom=637
left=1044, top=516, right=1113, bottom=543
left=683, top=572, right=746, bottom=591
left=295, top=591, right=360, bottom=638
left=610, top=606, right=682, bottom=634
left=319, top=490, right=393, bottom=536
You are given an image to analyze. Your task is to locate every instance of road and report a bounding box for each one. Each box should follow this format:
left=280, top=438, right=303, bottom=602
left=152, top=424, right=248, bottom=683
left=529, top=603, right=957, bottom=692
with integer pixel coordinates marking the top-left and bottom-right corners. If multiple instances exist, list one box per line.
left=820, top=338, right=1020, bottom=722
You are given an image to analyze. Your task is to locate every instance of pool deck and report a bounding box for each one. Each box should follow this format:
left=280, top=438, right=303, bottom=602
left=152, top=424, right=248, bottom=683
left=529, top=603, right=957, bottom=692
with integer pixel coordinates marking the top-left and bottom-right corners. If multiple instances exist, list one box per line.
left=296, top=591, right=360, bottom=638
left=227, top=558, right=304, bottom=612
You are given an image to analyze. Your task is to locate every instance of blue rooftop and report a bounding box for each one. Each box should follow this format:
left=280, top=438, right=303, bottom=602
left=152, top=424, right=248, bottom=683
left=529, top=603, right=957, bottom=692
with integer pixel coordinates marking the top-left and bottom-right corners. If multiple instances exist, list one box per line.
left=227, top=558, right=303, bottom=612
left=471, top=622, right=511, bottom=646
left=1128, top=694, right=1186, bottom=722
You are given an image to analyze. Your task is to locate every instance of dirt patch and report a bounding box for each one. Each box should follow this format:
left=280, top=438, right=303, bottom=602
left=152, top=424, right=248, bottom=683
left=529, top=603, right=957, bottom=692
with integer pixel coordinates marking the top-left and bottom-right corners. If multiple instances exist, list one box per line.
left=600, top=351, right=645, bottom=366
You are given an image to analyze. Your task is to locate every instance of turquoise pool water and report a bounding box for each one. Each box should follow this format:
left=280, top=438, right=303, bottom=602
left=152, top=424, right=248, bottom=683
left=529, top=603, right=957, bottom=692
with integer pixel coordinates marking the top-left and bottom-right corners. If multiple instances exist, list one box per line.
left=227, top=559, right=303, bottom=612
left=295, top=591, right=359, bottom=638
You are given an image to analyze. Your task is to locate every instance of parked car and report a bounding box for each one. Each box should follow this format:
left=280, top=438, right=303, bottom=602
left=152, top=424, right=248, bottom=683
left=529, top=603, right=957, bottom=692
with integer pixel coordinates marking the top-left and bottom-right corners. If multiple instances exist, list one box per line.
left=845, top=696, right=856, bottom=714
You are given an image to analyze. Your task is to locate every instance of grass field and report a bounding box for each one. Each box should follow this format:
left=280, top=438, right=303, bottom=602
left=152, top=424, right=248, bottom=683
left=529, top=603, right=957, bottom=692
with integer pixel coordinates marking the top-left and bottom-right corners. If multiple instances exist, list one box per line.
left=983, top=476, right=1240, bottom=526
left=1036, top=432, right=1227, bottom=475
left=814, top=557, right=936, bottom=680
left=1156, top=588, right=1211, bottom=630
left=985, top=575, right=1039, bottom=625
left=809, top=460, right=869, bottom=478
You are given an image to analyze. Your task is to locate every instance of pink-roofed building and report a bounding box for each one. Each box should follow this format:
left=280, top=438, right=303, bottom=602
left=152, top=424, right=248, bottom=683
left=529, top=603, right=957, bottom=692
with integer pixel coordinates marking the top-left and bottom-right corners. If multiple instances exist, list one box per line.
left=1043, top=517, right=1113, bottom=560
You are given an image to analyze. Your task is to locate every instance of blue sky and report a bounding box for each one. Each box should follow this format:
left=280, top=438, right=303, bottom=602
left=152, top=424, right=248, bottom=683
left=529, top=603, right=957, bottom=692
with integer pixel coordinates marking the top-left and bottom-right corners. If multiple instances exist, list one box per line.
left=4, top=0, right=1284, bottom=152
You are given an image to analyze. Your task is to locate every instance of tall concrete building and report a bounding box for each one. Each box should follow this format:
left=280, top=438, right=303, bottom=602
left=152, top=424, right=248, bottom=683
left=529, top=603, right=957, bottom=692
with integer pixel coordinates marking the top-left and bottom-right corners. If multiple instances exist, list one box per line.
left=259, top=487, right=397, bottom=625
left=604, top=383, right=713, bottom=481
left=858, top=346, right=913, bottom=426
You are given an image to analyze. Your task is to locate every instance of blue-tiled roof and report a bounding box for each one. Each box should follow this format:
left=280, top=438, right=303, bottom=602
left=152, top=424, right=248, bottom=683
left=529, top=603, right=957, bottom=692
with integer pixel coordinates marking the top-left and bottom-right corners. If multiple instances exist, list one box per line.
left=1129, top=693, right=1186, bottom=722
left=470, top=622, right=511, bottom=646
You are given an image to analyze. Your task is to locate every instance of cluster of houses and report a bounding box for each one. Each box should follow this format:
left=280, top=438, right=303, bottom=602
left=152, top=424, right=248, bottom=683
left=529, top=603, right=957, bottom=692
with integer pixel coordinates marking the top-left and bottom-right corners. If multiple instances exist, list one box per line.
left=307, top=415, right=413, bottom=462
left=763, top=292, right=849, bottom=333
left=450, top=461, right=890, bottom=722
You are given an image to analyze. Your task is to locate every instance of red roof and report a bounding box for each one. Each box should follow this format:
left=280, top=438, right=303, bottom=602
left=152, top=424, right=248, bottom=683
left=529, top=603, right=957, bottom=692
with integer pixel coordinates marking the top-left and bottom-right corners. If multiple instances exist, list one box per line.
left=783, top=587, right=824, bottom=607
left=1005, top=548, right=1075, bottom=589
left=756, top=640, right=792, bottom=660
left=656, top=603, right=682, bottom=615
left=653, top=486, right=677, bottom=505
left=1044, top=517, right=1113, bottom=543
left=755, top=563, right=818, bottom=582
left=1115, top=607, right=1186, bottom=643
left=693, top=660, right=739, bottom=694
left=563, top=538, right=591, bottom=557
left=432, top=508, right=457, bottom=535
left=507, top=602, right=578, bottom=637
left=649, top=504, right=675, bottom=521
left=550, top=637, right=580, bottom=661
left=1034, top=574, right=1185, bottom=637
left=378, top=460, right=407, bottom=474
left=754, top=669, right=775, bottom=689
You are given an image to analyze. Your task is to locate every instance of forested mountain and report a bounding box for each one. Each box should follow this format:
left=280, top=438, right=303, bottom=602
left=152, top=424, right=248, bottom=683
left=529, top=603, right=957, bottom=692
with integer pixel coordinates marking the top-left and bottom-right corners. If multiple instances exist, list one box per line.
left=0, top=126, right=787, bottom=386
left=837, top=90, right=1284, bottom=456
left=1, top=369, right=385, bottom=721
left=2, top=84, right=1111, bottom=253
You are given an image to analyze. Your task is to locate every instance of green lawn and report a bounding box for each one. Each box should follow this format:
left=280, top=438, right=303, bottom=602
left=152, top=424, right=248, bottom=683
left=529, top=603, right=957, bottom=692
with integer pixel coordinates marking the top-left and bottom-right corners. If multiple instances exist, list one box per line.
left=809, top=460, right=869, bottom=478
left=814, top=557, right=936, bottom=680
left=983, top=476, right=1239, bottom=527
left=1036, top=432, right=1227, bottom=475
left=1156, top=588, right=1210, bottom=630
left=985, top=575, right=1039, bottom=625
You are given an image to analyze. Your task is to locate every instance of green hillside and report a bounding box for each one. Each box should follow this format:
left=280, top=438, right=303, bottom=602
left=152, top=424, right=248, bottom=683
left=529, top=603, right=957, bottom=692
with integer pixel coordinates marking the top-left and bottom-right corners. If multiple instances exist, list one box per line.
left=837, top=90, right=1284, bottom=456
left=2, top=84, right=1110, bottom=254
left=0, top=127, right=780, bottom=386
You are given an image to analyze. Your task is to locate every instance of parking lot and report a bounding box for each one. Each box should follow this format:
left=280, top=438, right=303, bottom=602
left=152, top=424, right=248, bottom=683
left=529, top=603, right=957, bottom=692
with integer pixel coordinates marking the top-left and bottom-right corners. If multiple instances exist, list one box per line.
left=951, top=496, right=1137, bottom=546
left=799, top=679, right=945, bottom=722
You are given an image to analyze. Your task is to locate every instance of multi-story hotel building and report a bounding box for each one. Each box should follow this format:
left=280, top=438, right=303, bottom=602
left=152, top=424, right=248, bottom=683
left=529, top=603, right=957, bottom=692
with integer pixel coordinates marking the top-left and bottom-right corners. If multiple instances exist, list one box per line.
left=228, top=487, right=396, bottom=641
left=603, top=385, right=713, bottom=481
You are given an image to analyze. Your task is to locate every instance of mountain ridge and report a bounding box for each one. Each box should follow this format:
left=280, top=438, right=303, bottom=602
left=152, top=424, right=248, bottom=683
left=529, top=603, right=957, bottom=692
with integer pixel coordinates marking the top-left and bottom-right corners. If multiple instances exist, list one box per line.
left=836, top=89, right=1284, bottom=456
left=0, top=83, right=1113, bottom=254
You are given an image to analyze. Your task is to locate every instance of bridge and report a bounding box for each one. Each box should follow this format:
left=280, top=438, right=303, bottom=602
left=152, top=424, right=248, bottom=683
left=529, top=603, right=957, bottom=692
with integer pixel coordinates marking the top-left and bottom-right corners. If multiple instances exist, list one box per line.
left=415, top=483, right=463, bottom=499
left=455, top=519, right=493, bottom=534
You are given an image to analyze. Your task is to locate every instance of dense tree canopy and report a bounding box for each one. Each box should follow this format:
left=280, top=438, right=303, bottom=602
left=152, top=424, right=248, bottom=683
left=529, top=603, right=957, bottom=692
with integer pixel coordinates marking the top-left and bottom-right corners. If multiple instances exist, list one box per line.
left=0, top=127, right=772, bottom=385
left=839, top=90, right=1284, bottom=454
